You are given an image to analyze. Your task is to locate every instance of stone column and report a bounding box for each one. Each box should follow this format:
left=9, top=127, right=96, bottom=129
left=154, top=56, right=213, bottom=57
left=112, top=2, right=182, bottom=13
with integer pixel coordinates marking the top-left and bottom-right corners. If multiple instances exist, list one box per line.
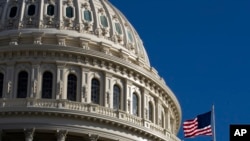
left=58, top=0, right=63, bottom=29
left=31, top=63, right=40, bottom=98
left=87, top=134, right=99, bottom=141
left=166, top=109, right=171, bottom=130
left=39, top=0, right=44, bottom=28
left=19, top=0, right=26, bottom=28
left=141, top=88, right=147, bottom=119
left=104, top=73, right=112, bottom=108
left=56, top=64, right=65, bottom=100
left=81, top=68, right=89, bottom=103
left=155, top=98, right=159, bottom=125
left=5, top=62, right=15, bottom=98
left=57, top=130, right=68, bottom=141
left=125, top=80, right=133, bottom=113
left=24, top=128, right=35, bottom=141
left=0, top=0, right=8, bottom=29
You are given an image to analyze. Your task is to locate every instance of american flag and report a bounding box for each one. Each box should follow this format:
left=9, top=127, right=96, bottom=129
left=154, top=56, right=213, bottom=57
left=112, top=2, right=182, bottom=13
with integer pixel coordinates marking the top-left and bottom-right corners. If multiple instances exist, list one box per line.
left=183, top=111, right=213, bottom=138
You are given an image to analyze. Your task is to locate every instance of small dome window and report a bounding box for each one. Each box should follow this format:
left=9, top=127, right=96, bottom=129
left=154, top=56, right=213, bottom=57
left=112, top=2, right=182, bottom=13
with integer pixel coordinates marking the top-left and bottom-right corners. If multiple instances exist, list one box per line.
left=28, top=5, right=36, bottom=16
left=100, top=15, right=108, bottom=28
left=115, top=23, right=122, bottom=35
left=66, top=6, right=74, bottom=18
left=9, top=6, right=17, bottom=18
left=47, top=4, right=54, bottom=16
left=127, top=30, right=134, bottom=42
left=83, top=10, right=92, bottom=22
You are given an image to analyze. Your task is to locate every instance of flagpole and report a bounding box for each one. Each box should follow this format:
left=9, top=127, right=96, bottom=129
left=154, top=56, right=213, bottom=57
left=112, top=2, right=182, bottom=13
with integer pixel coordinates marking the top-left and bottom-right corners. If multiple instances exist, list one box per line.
left=212, top=105, right=216, bottom=141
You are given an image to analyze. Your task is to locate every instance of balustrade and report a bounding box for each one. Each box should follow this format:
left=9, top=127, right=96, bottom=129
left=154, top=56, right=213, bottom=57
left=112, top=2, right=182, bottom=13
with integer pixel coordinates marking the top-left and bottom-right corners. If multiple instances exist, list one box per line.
left=0, top=98, right=180, bottom=141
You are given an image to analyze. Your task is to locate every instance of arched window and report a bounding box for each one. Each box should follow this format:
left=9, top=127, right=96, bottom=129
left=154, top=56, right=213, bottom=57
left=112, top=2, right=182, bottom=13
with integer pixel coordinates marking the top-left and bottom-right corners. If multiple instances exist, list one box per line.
left=17, top=71, right=28, bottom=98
left=67, top=74, right=77, bottom=101
left=133, top=93, right=138, bottom=116
left=47, top=4, right=54, bottom=16
left=115, top=23, right=122, bottom=35
left=0, top=73, right=3, bottom=98
left=83, top=10, right=92, bottom=22
left=9, top=6, right=17, bottom=18
left=91, top=78, right=100, bottom=104
left=28, top=5, right=36, bottom=16
left=42, top=71, right=53, bottom=99
left=66, top=6, right=74, bottom=18
left=113, top=85, right=121, bottom=110
left=100, top=15, right=108, bottom=27
left=148, top=102, right=153, bottom=122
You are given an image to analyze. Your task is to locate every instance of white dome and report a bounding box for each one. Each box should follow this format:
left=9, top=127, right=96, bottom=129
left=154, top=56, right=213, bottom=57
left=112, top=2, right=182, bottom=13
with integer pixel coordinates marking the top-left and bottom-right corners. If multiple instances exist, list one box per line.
left=0, top=0, right=182, bottom=141
left=0, top=0, right=150, bottom=67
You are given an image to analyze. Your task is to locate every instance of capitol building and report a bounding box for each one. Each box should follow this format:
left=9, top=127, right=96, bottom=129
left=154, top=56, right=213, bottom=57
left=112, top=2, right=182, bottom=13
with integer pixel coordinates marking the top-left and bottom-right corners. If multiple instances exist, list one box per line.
left=0, top=0, right=182, bottom=141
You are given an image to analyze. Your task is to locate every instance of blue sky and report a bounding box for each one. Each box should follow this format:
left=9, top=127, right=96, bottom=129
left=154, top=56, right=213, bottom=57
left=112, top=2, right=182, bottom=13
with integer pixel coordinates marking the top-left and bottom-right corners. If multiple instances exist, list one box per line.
left=110, top=0, right=250, bottom=141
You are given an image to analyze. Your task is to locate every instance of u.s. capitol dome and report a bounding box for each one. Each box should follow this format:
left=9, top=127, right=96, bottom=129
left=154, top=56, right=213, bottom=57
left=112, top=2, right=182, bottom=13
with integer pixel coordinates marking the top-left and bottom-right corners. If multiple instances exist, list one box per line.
left=0, top=0, right=182, bottom=141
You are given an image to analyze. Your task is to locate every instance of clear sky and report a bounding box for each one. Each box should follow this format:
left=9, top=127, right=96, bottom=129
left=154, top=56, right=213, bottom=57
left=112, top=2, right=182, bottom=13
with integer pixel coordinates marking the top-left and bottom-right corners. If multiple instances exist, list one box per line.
left=110, top=0, right=250, bottom=141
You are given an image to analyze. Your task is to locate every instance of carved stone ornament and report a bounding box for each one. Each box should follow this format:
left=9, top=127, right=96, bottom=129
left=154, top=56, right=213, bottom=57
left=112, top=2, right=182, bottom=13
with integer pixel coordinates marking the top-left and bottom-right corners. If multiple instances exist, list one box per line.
left=24, top=128, right=35, bottom=141
left=88, top=134, right=99, bottom=141
left=57, top=130, right=68, bottom=141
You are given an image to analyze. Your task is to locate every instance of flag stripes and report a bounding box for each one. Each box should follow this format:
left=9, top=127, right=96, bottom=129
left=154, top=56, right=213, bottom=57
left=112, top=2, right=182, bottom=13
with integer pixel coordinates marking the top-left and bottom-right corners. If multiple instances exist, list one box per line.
left=183, top=111, right=212, bottom=138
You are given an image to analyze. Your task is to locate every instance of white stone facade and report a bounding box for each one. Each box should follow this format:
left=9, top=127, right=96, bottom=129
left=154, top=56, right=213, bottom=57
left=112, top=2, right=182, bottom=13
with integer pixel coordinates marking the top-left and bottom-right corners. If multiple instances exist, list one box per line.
left=0, top=0, right=181, bottom=141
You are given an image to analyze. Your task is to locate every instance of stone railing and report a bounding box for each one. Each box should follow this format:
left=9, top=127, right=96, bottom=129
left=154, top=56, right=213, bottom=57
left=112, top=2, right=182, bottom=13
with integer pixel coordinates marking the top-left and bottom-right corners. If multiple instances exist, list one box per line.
left=0, top=98, right=179, bottom=141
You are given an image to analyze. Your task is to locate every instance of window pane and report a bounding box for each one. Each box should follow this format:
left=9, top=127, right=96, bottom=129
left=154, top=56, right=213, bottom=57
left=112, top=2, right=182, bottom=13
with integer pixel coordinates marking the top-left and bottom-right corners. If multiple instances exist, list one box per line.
left=113, top=85, right=120, bottom=110
left=127, top=30, right=133, bottom=42
left=67, top=74, right=77, bottom=101
left=66, top=6, right=74, bottom=18
left=149, top=102, right=153, bottom=121
left=47, top=5, right=54, bottom=16
left=115, top=23, right=122, bottom=35
left=84, top=10, right=92, bottom=22
left=0, top=73, right=3, bottom=98
left=133, top=93, right=138, bottom=116
left=17, top=71, right=28, bottom=98
left=9, top=6, right=17, bottom=18
left=42, top=72, right=53, bottom=99
left=28, top=5, right=36, bottom=16
left=100, top=15, right=108, bottom=27
left=91, top=78, right=100, bottom=104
